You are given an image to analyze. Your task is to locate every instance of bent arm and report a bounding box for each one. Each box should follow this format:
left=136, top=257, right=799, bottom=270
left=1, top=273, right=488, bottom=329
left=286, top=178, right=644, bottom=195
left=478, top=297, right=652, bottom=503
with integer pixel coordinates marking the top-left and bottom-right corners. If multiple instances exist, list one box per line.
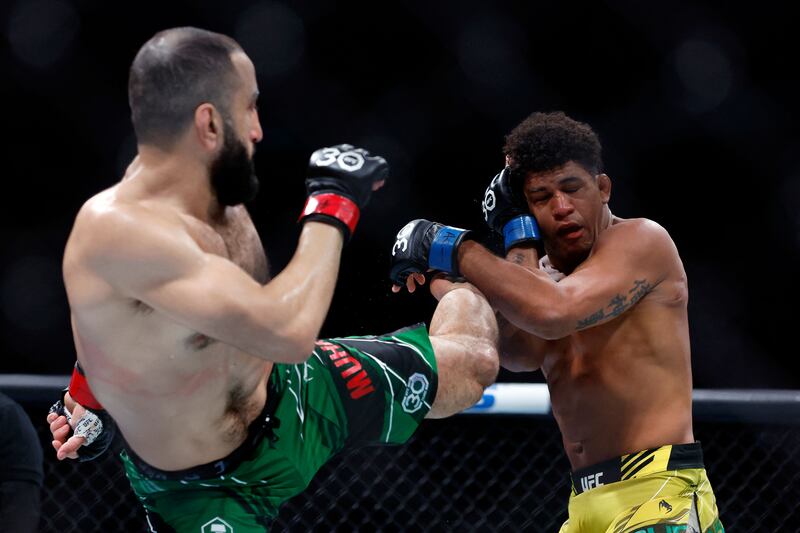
left=458, top=220, right=677, bottom=339
left=70, top=204, right=343, bottom=362
left=495, top=244, right=546, bottom=371
left=497, top=314, right=545, bottom=372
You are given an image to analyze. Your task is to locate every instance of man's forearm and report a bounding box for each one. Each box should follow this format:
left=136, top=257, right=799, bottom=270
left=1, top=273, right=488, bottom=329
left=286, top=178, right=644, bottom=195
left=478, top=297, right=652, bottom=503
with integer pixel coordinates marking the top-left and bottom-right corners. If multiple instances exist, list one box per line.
left=457, top=240, right=569, bottom=340
left=505, top=244, right=540, bottom=272
left=253, top=221, right=344, bottom=361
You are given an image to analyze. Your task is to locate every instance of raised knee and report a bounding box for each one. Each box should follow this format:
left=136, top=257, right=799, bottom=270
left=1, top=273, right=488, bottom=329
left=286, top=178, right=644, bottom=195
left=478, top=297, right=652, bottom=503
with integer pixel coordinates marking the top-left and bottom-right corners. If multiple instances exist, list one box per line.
left=473, top=344, right=499, bottom=389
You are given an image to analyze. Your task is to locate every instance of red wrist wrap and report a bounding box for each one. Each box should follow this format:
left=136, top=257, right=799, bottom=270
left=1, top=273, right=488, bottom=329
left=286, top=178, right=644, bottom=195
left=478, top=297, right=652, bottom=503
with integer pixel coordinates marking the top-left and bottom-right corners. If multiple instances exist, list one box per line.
left=300, top=193, right=360, bottom=236
left=69, top=362, right=103, bottom=410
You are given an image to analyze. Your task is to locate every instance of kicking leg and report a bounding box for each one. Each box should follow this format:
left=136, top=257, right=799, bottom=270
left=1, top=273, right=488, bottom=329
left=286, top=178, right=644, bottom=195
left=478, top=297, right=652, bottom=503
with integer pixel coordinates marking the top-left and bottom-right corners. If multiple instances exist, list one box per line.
left=426, top=278, right=499, bottom=418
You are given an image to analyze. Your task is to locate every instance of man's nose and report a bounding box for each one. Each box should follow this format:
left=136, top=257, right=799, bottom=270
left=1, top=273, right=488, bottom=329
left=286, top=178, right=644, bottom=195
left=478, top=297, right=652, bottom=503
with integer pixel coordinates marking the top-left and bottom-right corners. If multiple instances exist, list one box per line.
left=552, top=193, right=574, bottom=217
left=251, top=116, right=263, bottom=144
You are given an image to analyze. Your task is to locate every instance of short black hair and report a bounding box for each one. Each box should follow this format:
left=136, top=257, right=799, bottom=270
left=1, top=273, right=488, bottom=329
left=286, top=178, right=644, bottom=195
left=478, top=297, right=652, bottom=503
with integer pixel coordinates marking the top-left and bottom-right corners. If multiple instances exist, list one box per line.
left=128, top=27, right=243, bottom=145
left=503, top=111, right=603, bottom=182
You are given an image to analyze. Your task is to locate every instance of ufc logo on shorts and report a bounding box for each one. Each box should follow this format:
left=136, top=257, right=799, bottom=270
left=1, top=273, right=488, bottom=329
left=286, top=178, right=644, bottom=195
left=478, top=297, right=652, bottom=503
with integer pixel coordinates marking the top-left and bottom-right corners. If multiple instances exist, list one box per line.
left=392, top=221, right=416, bottom=256
left=312, top=147, right=365, bottom=172
left=580, top=472, right=604, bottom=492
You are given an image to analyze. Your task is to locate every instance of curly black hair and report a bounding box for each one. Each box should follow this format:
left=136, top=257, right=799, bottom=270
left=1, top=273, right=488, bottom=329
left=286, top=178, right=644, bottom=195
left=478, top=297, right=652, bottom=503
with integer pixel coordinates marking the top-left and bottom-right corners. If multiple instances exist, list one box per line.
left=503, top=112, right=603, bottom=187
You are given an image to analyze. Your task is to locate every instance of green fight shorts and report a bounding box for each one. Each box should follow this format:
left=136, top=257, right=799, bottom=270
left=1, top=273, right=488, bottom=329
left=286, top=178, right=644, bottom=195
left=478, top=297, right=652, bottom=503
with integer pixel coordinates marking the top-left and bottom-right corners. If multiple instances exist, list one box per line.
left=559, top=442, right=724, bottom=533
left=121, top=323, right=438, bottom=532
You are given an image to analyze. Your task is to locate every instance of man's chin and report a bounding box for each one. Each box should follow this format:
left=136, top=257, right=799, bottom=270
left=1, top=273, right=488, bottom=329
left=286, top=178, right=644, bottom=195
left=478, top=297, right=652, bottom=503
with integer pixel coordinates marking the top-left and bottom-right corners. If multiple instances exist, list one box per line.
left=546, top=242, right=591, bottom=264
left=215, top=175, right=260, bottom=206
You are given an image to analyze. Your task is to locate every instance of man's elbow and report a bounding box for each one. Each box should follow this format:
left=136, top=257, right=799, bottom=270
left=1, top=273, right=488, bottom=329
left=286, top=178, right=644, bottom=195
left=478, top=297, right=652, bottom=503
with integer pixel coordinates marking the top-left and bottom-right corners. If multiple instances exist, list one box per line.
left=518, top=308, right=574, bottom=340
left=271, top=320, right=319, bottom=363
left=239, top=318, right=318, bottom=364
left=500, top=357, right=541, bottom=373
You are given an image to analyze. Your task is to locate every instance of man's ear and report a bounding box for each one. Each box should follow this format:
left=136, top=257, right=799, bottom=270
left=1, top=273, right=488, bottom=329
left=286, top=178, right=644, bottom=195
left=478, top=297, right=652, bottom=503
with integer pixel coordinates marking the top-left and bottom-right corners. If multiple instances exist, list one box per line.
left=597, top=173, right=611, bottom=204
left=193, top=103, right=222, bottom=152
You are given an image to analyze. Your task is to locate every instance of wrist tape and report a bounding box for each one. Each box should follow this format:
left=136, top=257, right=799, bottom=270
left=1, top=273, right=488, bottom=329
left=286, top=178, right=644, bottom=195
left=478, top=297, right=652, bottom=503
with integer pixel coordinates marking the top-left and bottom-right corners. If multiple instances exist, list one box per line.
left=428, top=226, right=471, bottom=275
left=300, top=193, right=360, bottom=238
left=503, top=215, right=540, bottom=251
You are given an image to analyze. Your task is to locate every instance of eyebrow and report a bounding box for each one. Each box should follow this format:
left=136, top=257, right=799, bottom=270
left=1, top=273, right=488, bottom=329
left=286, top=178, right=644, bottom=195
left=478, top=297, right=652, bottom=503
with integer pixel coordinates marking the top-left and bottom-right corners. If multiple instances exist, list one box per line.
left=250, top=90, right=260, bottom=104
left=527, top=175, right=584, bottom=193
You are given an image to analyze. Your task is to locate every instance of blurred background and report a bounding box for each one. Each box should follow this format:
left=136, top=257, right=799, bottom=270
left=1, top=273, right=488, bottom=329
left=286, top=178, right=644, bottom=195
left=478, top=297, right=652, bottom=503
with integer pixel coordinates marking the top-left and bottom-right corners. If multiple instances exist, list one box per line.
left=0, top=0, right=797, bottom=388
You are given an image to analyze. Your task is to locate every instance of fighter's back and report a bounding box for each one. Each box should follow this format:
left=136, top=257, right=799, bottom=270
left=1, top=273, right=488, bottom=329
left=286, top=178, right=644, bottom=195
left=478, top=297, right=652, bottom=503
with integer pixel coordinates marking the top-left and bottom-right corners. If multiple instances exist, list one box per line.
left=63, top=172, right=272, bottom=471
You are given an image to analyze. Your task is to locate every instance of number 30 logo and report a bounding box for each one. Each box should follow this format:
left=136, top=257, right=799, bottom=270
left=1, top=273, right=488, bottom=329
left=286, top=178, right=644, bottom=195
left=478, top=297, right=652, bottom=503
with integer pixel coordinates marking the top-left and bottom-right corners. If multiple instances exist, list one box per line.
left=392, top=221, right=416, bottom=256
left=313, top=147, right=365, bottom=172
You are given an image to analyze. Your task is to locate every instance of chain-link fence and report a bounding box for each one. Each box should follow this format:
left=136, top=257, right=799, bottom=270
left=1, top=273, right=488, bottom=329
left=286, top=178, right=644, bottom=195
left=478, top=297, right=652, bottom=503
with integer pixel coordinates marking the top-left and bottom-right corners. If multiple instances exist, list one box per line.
left=25, top=406, right=800, bottom=531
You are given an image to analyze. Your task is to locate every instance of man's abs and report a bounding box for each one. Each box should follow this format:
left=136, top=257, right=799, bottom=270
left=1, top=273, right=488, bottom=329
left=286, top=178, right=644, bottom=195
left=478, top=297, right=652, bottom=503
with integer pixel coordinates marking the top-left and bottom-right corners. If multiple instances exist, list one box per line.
left=72, top=301, right=272, bottom=471
left=549, top=377, right=694, bottom=471
left=541, top=303, right=694, bottom=470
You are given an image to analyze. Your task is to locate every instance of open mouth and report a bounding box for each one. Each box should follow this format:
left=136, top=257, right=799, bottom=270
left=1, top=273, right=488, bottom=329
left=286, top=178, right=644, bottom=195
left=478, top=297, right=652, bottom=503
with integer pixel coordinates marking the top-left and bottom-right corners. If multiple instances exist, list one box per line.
left=557, top=223, right=584, bottom=239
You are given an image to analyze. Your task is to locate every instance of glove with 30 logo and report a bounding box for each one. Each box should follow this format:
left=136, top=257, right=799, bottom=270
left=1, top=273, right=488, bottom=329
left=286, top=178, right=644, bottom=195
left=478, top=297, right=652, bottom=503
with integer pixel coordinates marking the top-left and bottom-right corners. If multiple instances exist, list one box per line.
left=389, top=219, right=472, bottom=286
left=482, top=167, right=540, bottom=252
left=299, top=144, right=389, bottom=240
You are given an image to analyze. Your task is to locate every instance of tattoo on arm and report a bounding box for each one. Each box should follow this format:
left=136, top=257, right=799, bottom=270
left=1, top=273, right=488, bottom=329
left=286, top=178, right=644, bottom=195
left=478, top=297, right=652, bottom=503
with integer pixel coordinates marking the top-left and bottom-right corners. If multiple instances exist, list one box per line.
left=509, top=252, right=527, bottom=265
left=575, top=279, right=653, bottom=330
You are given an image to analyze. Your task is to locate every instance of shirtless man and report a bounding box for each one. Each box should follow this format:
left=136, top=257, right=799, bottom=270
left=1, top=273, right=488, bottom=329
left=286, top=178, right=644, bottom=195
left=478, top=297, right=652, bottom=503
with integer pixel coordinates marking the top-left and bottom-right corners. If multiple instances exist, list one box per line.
left=390, top=112, right=724, bottom=532
left=46, top=27, right=499, bottom=531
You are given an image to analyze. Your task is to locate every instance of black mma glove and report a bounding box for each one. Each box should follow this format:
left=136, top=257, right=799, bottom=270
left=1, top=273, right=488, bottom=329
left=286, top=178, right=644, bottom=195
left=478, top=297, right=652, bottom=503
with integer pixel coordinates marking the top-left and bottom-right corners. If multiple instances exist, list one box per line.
left=481, top=167, right=540, bottom=251
left=299, top=144, right=389, bottom=240
left=49, top=398, right=116, bottom=462
left=48, top=362, right=116, bottom=462
left=389, top=219, right=472, bottom=285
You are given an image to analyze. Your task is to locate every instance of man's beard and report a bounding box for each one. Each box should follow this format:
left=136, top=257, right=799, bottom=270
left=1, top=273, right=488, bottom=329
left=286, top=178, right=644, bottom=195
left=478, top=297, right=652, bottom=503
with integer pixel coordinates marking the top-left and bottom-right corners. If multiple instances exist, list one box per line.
left=210, top=129, right=259, bottom=206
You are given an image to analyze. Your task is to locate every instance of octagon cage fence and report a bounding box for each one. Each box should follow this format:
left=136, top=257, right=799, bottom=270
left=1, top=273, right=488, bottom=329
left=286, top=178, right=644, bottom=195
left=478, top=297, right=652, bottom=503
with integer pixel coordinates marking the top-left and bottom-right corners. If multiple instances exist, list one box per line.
left=2, top=376, right=799, bottom=532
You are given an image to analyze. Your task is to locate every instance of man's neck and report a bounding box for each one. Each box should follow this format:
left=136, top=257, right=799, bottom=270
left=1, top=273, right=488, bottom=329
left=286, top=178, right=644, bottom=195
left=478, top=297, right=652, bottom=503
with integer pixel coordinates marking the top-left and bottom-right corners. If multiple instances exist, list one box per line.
left=132, top=145, right=222, bottom=221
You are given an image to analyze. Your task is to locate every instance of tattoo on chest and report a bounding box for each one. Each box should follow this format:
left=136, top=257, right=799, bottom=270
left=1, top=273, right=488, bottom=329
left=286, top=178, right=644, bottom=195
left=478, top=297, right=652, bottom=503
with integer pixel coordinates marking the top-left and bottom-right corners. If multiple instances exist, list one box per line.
left=575, top=279, right=652, bottom=330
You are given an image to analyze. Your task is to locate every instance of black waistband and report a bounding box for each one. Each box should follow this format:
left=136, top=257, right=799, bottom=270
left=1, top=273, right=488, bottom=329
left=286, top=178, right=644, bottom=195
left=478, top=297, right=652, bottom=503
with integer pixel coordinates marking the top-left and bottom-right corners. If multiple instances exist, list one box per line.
left=570, top=442, right=704, bottom=496
left=124, top=378, right=281, bottom=482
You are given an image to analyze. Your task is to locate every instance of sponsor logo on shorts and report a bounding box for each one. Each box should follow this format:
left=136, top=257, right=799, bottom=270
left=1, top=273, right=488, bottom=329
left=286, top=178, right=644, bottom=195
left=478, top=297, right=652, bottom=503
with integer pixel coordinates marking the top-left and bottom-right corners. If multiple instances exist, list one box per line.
left=318, top=341, right=376, bottom=399
left=659, top=499, right=673, bottom=513
left=201, top=517, right=233, bottom=533
left=579, top=472, right=603, bottom=492
left=402, top=373, right=429, bottom=413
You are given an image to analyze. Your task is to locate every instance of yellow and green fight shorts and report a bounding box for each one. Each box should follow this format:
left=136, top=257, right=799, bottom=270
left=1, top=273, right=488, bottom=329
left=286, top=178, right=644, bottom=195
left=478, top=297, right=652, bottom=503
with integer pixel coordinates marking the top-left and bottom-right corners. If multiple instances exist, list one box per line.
left=559, top=442, right=724, bottom=533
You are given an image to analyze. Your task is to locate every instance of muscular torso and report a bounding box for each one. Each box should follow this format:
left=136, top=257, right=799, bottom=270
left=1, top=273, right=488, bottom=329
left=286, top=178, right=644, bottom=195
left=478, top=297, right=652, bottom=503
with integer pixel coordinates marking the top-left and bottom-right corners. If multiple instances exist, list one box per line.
left=541, top=285, right=692, bottom=470
left=64, top=186, right=273, bottom=470
left=503, top=221, right=694, bottom=470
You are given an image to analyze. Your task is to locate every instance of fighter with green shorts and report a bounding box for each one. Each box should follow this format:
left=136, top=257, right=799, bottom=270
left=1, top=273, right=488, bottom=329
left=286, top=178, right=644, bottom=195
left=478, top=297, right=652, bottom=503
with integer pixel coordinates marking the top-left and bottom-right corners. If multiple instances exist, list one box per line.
left=122, top=325, right=439, bottom=532
left=45, top=27, right=501, bottom=533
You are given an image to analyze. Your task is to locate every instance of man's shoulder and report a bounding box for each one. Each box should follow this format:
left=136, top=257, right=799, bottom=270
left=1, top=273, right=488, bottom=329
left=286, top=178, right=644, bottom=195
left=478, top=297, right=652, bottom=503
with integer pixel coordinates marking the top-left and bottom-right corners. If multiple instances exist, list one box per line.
left=599, top=217, right=685, bottom=290
left=610, top=216, right=667, bottom=231
left=594, top=217, right=683, bottom=279
left=73, top=188, right=184, bottom=246
left=66, top=189, right=195, bottom=284
left=604, top=217, right=675, bottom=248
